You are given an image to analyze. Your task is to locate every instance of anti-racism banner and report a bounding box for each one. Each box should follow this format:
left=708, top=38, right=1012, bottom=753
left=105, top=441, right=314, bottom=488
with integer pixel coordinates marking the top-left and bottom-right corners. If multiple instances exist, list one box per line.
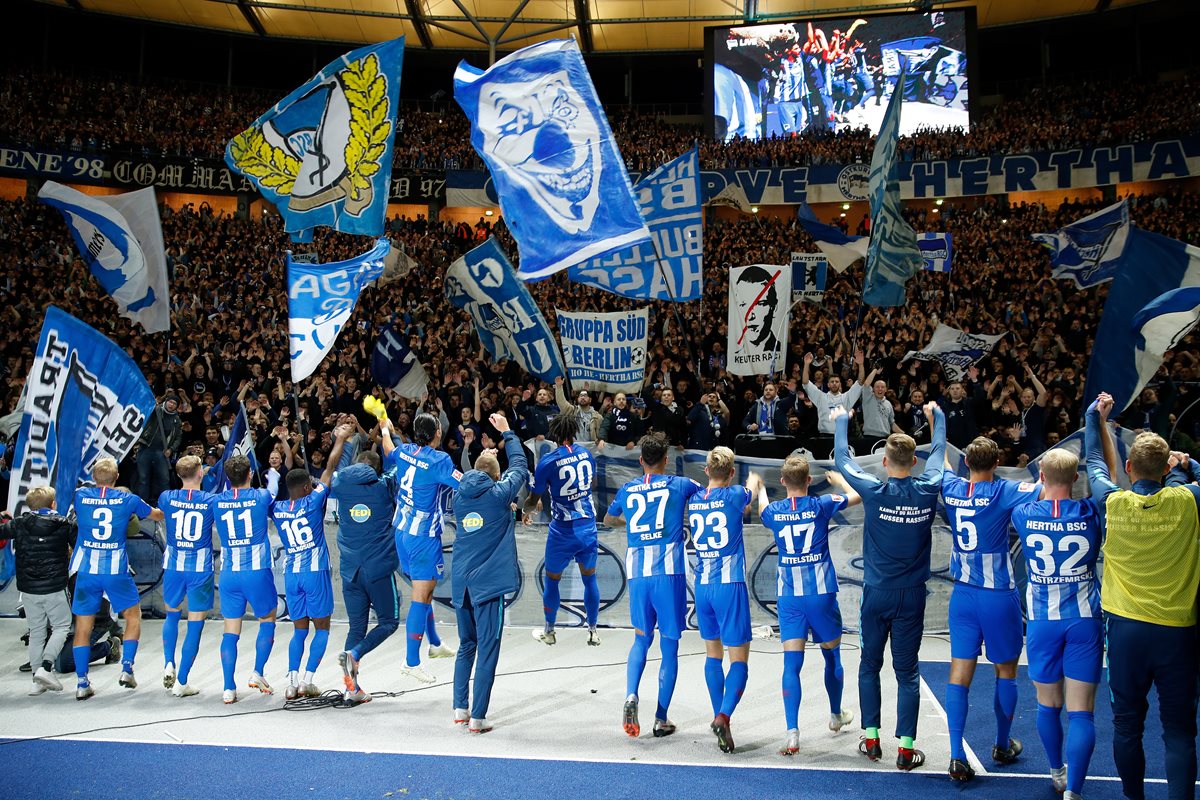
left=555, top=309, right=649, bottom=394
left=791, top=253, right=827, bottom=303
left=902, top=323, right=1006, bottom=381
left=728, top=264, right=791, bottom=376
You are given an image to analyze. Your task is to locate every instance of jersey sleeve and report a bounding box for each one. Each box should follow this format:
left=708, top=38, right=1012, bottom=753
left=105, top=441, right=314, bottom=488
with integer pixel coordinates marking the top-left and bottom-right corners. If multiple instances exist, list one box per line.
left=682, top=477, right=705, bottom=499
left=532, top=455, right=551, bottom=495
left=1001, top=478, right=1041, bottom=509
left=941, top=469, right=960, bottom=493
left=130, top=494, right=154, bottom=520
left=821, top=493, right=849, bottom=517
left=439, top=455, right=464, bottom=489
left=607, top=485, right=627, bottom=518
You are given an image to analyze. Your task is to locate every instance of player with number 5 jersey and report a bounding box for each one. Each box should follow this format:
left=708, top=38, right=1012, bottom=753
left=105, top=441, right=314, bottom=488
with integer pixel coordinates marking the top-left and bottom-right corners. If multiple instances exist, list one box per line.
left=380, top=411, right=461, bottom=685
left=526, top=407, right=602, bottom=647
left=686, top=446, right=763, bottom=754
left=270, top=424, right=348, bottom=700
left=759, top=453, right=860, bottom=756
left=605, top=433, right=703, bottom=740
left=158, top=455, right=216, bottom=697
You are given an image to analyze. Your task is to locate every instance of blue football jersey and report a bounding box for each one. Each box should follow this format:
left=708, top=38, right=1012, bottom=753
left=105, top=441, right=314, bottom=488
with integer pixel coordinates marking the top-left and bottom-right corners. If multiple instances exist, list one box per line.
left=609, top=474, right=703, bottom=579
left=942, top=472, right=1041, bottom=590
left=70, top=486, right=153, bottom=576
left=159, top=488, right=216, bottom=573
left=532, top=444, right=596, bottom=522
left=761, top=494, right=848, bottom=597
left=270, top=483, right=331, bottom=573
left=210, top=487, right=274, bottom=572
left=688, top=485, right=753, bottom=585
left=387, top=444, right=462, bottom=539
left=1013, top=497, right=1103, bottom=620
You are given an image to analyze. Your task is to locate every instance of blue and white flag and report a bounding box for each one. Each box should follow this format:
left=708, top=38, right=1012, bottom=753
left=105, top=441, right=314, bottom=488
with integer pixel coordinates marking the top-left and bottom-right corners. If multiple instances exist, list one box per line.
left=918, top=232, right=953, bottom=272
left=211, top=405, right=259, bottom=492
left=454, top=38, right=651, bottom=281
left=1084, top=226, right=1200, bottom=412
left=444, top=238, right=565, bottom=383
left=556, top=309, right=649, bottom=394
left=1130, top=286, right=1200, bottom=404
left=864, top=66, right=924, bottom=307
left=902, top=324, right=1005, bottom=381
left=1033, top=200, right=1130, bottom=289
left=38, top=182, right=169, bottom=333
left=286, top=238, right=388, bottom=382
left=791, top=253, right=828, bottom=303
left=568, top=148, right=703, bottom=301
left=227, top=37, right=404, bottom=241
left=371, top=323, right=429, bottom=400
left=6, top=307, right=156, bottom=515
left=796, top=203, right=868, bottom=273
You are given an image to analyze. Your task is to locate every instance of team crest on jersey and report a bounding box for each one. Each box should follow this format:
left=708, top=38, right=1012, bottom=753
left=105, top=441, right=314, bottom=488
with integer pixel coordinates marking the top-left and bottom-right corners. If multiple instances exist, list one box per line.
left=831, top=494, right=846, bottom=503
left=452, top=470, right=464, bottom=481
left=462, top=512, right=485, bottom=531
left=349, top=503, right=372, bottom=522
left=1018, top=482, right=1039, bottom=493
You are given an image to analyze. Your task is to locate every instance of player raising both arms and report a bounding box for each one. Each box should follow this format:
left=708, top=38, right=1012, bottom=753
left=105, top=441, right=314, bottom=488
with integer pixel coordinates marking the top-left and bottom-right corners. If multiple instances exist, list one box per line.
left=377, top=411, right=459, bottom=686
left=271, top=424, right=350, bottom=699
left=71, top=457, right=164, bottom=699
left=759, top=454, right=859, bottom=756
left=605, top=433, right=703, bottom=739
left=687, top=447, right=762, bottom=753
left=525, top=407, right=602, bottom=647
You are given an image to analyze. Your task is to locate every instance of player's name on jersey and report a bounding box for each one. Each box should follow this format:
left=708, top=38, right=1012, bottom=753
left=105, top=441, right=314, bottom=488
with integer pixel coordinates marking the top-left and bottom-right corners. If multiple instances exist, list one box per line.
left=1029, top=571, right=1094, bottom=585
left=638, top=531, right=665, bottom=541
left=82, top=541, right=120, bottom=550
left=780, top=552, right=825, bottom=566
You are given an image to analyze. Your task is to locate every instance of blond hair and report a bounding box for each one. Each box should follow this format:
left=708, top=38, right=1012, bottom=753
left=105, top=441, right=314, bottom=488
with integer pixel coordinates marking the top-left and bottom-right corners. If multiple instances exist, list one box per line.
left=175, top=455, right=203, bottom=481
left=475, top=451, right=500, bottom=480
left=780, top=454, right=811, bottom=489
left=26, top=486, right=55, bottom=511
left=1040, top=449, right=1078, bottom=487
left=706, top=446, right=735, bottom=480
left=92, top=457, right=119, bottom=486
left=885, top=433, right=916, bottom=468
left=1128, top=432, right=1170, bottom=479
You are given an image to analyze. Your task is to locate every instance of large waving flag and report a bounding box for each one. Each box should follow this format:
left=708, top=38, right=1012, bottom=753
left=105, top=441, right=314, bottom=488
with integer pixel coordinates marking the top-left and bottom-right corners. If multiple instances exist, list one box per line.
left=902, top=324, right=1006, bottom=381
left=38, top=182, right=170, bottom=333
left=1033, top=200, right=1130, bottom=289
left=445, top=238, right=565, bottom=383
left=6, top=307, right=156, bottom=515
left=864, top=67, right=924, bottom=307
left=286, top=238, right=388, bottom=382
left=211, top=405, right=259, bottom=492
left=371, top=323, right=429, bottom=400
left=796, top=203, right=868, bottom=273
left=227, top=37, right=404, bottom=241
left=454, top=38, right=651, bottom=281
left=569, top=148, right=703, bottom=301
left=1083, top=225, right=1200, bottom=412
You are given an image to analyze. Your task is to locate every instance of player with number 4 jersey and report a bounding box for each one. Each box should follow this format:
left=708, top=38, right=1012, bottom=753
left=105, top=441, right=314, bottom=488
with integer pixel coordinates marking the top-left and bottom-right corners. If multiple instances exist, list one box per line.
left=687, top=447, right=763, bottom=754
left=759, top=453, right=860, bottom=756
left=526, top=408, right=602, bottom=647
left=940, top=437, right=1040, bottom=782
left=158, top=456, right=216, bottom=697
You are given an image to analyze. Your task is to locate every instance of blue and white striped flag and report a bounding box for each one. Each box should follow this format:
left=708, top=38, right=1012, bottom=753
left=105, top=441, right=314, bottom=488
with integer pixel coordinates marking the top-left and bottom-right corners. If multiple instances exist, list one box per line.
left=918, top=232, right=953, bottom=272
left=38, top=182, right=170, bottom=333
left=864, top=65, right=924, bottom=307
left=1130, top=286, right=1200, bottom=402
left=371, top=323, right=429, bottom=400
left=454, top=38, right=651, bottom=281
left=286, top=238, right=388, bottom=382
left=1033, top=200, right=1130, bottom=289
left=212, top=405, right=259, bottom=492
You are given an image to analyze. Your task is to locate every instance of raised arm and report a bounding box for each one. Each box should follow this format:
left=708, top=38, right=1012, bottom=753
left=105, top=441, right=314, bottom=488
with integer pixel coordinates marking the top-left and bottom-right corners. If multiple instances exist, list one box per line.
left=553, top=375, right=572, bottom=413
left=801, top=351, right=813, bottom=391
left=1085, top=393, right=1119, bottom=512
left=832, top=406, right=879, bottom=493
left=918, top=403, right=947, bottom=486
left=321, top=424, right=353, bottom=488
left=854, top=350, right=866, bottom=386
left=379, top=416, right=397, bottom=458
left=490, top=414, right=528, bottom=502
left=1026, top=365, right=1049, bottom=407
left=825, top=469, right=863, bottom=508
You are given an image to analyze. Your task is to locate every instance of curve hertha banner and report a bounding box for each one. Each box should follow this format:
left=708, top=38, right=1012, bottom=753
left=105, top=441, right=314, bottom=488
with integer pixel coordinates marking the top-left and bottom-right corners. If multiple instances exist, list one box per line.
left=728, top=264, right=791, bottom=375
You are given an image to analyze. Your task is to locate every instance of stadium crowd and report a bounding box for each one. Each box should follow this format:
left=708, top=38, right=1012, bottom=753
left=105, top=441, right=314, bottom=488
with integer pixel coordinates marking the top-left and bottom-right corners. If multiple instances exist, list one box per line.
left=1, top=69, right=1197, bottom=171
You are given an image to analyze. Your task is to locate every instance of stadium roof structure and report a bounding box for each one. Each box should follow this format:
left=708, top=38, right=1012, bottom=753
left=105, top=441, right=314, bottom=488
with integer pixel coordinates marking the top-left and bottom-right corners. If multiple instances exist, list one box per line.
left=36, top=0, right=1158, bottom=55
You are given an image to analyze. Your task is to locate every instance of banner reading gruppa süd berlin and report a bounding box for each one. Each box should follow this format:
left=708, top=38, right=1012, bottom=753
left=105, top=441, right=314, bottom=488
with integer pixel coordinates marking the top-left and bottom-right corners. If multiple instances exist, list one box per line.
left=6, top=306, right=156, bottom=516
left=556, top=309, right=648, bottom=394
left=728, top=264, right=791, bottom=375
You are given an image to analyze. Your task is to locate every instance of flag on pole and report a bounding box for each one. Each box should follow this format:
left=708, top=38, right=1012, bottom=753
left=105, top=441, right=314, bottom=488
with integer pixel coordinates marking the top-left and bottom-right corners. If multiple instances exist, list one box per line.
left=796, top=203, right=868, bottom=273
left=1033, top=200, right=1130, bottom=289
left=902, top=324, right=1005, bottom=381
left=211, top=405, right=259, bottom=492
left=918, top=232, right=953, bottom=272
left=371, top=323, right=430, bottom=399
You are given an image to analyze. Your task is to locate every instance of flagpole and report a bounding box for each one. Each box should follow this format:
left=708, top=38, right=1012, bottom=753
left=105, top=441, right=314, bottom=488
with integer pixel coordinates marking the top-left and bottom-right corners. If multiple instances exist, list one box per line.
left=648, top=231, right=700, bottom=382
left=292, top=380, right=309, bottom=469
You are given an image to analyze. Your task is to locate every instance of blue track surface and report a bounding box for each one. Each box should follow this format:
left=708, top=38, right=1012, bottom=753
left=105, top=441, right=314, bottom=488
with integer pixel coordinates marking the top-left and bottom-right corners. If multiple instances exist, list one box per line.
left=0, top=738, right=1134, bottom=800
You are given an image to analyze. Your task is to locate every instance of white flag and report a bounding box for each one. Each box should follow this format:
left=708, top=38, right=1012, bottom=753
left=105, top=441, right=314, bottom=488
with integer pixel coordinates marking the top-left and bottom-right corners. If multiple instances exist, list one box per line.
left=728, top=264, right=790, bottom=376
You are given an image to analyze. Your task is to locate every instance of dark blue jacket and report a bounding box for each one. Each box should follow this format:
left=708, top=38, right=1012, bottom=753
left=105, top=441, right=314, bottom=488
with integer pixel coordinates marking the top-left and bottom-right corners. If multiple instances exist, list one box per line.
left=451, top=432, right=527, bottom=606
left=331, top=462, right=398, bottom=582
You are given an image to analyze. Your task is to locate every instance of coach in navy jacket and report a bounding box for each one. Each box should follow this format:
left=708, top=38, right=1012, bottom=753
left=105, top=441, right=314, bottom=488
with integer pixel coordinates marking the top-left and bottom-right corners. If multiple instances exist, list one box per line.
left=451, top=413, right=528, bottom=731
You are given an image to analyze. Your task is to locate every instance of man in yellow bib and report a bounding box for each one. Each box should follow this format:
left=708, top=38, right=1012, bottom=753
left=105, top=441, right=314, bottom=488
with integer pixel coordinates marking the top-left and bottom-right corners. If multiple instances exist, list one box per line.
left=1086, top=392, right=1200, bottom=800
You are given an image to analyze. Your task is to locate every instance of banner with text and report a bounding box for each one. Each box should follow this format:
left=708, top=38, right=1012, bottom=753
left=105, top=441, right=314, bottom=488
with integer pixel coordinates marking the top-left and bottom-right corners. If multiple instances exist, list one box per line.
left=555, top=309, right=649, bottom=394
left=728, top=264, right=791, bottom=376
left=790, top=253, right=827, bottom=303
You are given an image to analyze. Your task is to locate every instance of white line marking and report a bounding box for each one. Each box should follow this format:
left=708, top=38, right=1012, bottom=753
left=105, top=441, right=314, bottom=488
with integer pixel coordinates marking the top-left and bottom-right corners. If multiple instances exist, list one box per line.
left=919, top=675, right=988, bottom=775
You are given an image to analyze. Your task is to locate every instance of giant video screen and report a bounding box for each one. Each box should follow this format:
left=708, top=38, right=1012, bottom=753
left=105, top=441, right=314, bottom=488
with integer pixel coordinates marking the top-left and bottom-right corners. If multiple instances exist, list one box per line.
left=707, top=9, right=972, bottom=142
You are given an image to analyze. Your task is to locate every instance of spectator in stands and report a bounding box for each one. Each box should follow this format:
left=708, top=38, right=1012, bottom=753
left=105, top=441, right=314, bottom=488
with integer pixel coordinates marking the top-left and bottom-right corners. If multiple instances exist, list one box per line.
left=597, top=393, right=640, bottom=450
left=133, top=393, right=182, bottom=505
left=742, top=382, right=789, bottom=435
left=802, top=352, right=866, bottom=435
left=687, top=391, right=730, bottom=450
left=861, top=378, right=900, bottom=440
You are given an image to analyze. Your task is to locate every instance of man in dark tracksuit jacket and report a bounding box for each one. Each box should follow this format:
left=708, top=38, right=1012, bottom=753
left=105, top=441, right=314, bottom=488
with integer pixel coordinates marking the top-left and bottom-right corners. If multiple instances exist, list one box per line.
left=451, top=414, right=528, bottom=733
left=331, top=452, right=399, bottom=702
left=833, top=403, right=946, bottom=771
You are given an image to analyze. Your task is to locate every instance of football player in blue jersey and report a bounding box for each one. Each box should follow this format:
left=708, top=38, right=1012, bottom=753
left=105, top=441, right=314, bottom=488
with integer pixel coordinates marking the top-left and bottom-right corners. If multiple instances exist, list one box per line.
left=524, top=407, right=602, bottom=647
left=210, top=454, right=277, bottom=704
left=941, top=437, right=1040, bottom=781
left=604, top=433, right=704, bottom=739
left=687, top=446, right=763, bottom=753
left=71, top=457, right=164, bottom=700
left=1010, top=402, right=1108, bottom=800
left=833, top=402, right=945, bottom=770
left=158, top=455, right=216, bottom=697
left=379, top=412, right=460, bottom=685
left=271, top=424, right=349, bottom=700
left=759, top=454, right=860, bottom=756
